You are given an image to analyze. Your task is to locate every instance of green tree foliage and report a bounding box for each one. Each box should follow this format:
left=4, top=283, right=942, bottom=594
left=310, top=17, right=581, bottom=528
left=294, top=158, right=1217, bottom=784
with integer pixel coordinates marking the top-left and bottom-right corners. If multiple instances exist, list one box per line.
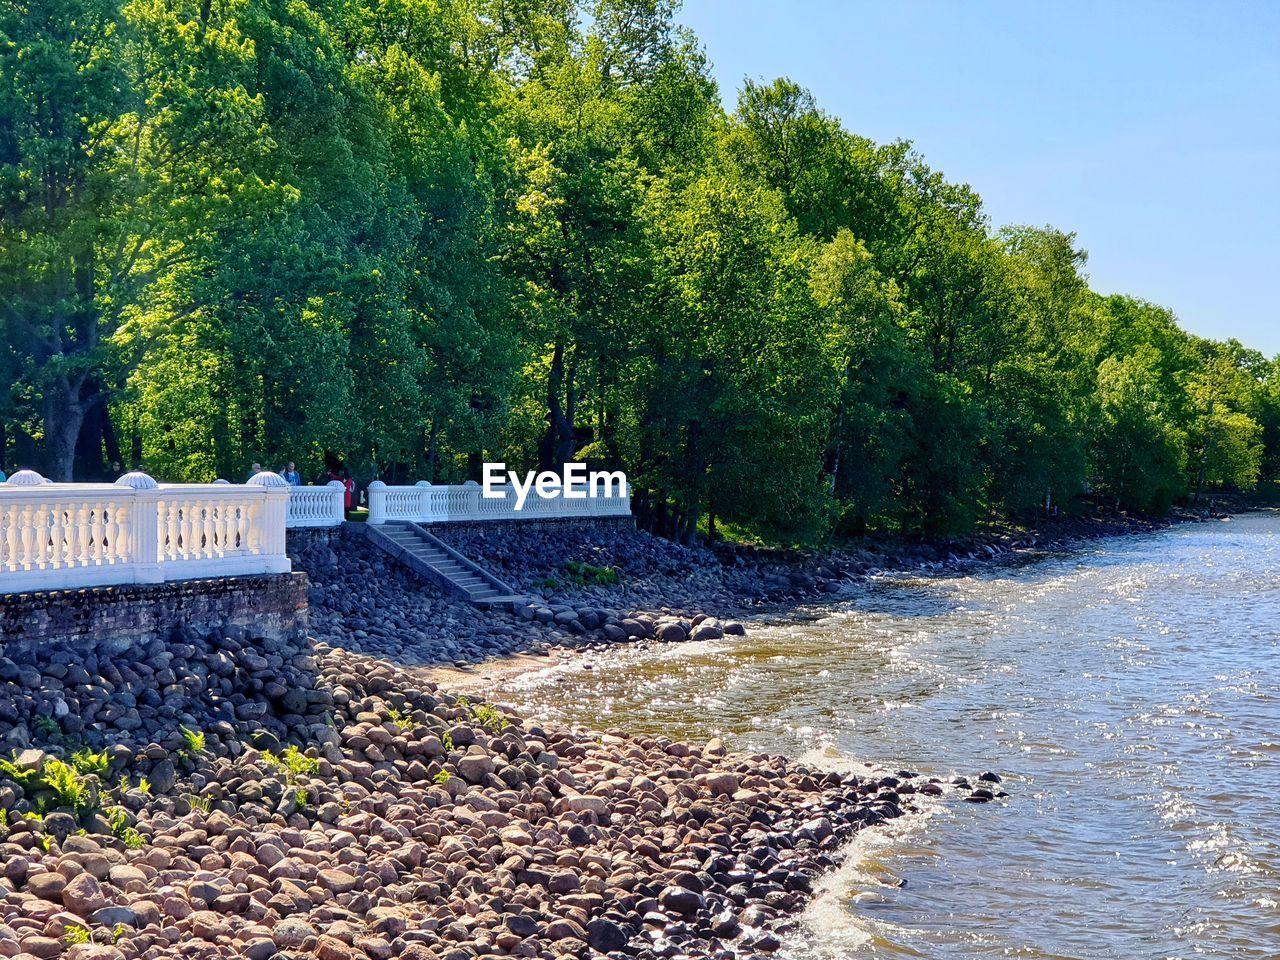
left=1091, top=350, right=1187, bottom=513
left=3, top=0, right=1276, bottom=539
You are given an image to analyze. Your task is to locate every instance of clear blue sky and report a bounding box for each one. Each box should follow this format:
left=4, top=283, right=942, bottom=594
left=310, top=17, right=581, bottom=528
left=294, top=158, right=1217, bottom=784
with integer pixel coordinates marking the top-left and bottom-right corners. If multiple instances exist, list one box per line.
left=677, top=0, right=1280, bottom=355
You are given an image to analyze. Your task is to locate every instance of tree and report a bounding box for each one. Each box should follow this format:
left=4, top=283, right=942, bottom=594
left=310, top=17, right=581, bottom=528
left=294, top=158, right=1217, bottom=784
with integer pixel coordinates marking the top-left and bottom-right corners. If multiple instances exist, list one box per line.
left=0, top=0, right=131, bottom=478
left=633, top=173, right=836, bottom=542
left=1091, top=350, right=1186, bottom=512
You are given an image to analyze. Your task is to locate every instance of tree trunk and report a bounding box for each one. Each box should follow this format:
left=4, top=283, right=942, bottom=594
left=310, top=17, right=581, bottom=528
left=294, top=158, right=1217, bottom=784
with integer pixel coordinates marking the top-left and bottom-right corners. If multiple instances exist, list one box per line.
left=541, top=339, right=577, bottom=471
left=75, top=390, right=107, bottom=479
left=102, top=405, right=121, bottom=465
left=424, top=421, right=438, bottom=482
left=44, top=390, right=86, bottom=481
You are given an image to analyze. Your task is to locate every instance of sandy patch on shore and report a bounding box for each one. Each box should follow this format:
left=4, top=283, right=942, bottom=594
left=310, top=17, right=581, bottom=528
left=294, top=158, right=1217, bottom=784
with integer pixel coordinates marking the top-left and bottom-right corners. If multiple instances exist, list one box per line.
left=419, top=649, right=571, bottom=692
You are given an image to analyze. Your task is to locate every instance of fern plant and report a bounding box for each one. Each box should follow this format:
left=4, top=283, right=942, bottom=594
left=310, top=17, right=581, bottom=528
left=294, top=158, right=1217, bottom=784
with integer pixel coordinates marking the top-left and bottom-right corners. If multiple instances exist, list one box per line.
left=70, top=748, right=110, bottom=777
left=0, top=753, right=40, bottom=788
left=178, top=726, right=206, bottom=757
left=41, top=759, right=88, bottom=810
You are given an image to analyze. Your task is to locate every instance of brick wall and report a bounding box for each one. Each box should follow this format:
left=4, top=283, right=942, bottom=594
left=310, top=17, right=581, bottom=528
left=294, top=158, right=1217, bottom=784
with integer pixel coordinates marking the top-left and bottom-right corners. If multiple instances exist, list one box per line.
left=0, top=573, right=309, bottom=655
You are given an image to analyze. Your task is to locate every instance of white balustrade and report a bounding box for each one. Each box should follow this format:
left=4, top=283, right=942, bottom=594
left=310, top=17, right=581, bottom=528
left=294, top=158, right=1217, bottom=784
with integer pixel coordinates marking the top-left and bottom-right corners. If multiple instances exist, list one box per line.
left=365, top=479, right=631, bottom=525
left=286, top=481, right=346, bottom=528
left=0, top=470, right=291, bottom=594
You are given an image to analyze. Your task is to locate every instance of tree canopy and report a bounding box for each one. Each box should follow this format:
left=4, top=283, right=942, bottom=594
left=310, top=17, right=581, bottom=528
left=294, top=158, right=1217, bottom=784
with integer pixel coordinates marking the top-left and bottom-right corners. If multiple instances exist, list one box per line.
left=3, top=0, right=1276, bottom=541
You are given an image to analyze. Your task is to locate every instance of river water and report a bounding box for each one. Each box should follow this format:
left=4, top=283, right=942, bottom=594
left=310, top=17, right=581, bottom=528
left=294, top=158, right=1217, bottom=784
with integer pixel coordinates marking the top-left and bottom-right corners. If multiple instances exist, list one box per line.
left=485, top=512, right=1280, bottom=959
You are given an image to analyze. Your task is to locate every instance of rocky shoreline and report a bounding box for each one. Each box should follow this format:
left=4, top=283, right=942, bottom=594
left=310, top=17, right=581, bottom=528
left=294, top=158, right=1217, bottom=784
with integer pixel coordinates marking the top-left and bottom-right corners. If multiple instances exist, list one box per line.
left=290, top=508, right=1208, bottom=674
left=0, top=621, right=1000, bottom=960
left=0, top=510, right=1205, bottom=960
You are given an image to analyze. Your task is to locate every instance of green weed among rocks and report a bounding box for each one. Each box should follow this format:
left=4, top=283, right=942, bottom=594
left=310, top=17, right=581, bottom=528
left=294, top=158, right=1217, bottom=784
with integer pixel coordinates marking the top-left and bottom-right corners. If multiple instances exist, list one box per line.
left=563, top=560, right=619, bottom=586
left=32, top=715, right=61, bottom=740
left=533, top=561, right=619, bottom=590
left=44, top=758, right=90, bottom=809
left=456, top=694, right=510, bottom=732
left=70, top=748, right=110, bottom=777
left=262, top=746, right=319, bottom=783
left=178, top=726, right=206, bottom=759
left=105, top=806, right=145, bottom=849
left=469, top=702, right=510, bottom=732
left=10, top=756, right=93, bottom=811
left=0, top=753, right=40, bottom=789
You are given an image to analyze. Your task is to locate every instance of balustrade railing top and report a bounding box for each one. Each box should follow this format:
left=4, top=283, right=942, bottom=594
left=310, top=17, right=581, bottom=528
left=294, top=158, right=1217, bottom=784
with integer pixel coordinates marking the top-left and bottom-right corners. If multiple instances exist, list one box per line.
left=1, top=469, right=631, bottom=593
left=0, top=470, right=290, bottom=594
left=364, top=480, right=631, bottom=526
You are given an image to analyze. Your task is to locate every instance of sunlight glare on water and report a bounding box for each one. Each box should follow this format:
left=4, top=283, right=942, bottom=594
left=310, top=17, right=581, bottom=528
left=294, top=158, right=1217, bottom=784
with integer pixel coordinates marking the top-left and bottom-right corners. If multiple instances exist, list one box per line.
left=487, top=513, right=1280, bottom=959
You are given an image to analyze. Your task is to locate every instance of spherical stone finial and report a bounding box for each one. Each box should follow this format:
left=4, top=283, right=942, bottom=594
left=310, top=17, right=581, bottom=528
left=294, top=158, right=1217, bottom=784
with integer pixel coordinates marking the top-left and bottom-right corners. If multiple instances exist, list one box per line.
left=5, top=469, right=49, bottom=485
left=326, top=480, right=346, bottom=489
left=114, top=470, right=159, bottom=490
left=213, top=479, right=231, bottom=485
left=247, top=471, right=289, bottom=488
left=463, top=479, right=480, bottom=487
left=367, top=480, right=386, bottom=490
left=414, top=480, right=432, bottom=487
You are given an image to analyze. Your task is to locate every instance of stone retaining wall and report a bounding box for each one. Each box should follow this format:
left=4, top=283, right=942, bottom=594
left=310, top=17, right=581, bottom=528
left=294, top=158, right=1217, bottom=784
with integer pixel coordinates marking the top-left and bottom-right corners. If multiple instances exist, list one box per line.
left=422, top=514, right=634, bottom=536
left=0, top=573, right=309, bottom=654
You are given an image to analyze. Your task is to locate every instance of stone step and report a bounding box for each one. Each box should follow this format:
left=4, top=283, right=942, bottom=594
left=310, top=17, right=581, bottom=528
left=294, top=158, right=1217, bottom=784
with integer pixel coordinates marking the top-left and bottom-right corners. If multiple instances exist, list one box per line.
left=369, top=522, right=520, bottom=608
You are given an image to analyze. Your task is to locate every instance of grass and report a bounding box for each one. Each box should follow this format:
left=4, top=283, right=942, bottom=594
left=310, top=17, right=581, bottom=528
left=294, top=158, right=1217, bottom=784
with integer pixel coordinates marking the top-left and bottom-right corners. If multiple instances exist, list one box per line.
left=64, top=926, right=91, bottom=946
left=185, top=792, right=212, bottom=814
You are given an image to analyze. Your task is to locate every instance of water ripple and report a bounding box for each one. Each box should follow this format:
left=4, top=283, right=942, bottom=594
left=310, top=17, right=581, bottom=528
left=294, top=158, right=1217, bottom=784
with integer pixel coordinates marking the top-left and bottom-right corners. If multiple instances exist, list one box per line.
left=489, top=512, right=1280, bottom=959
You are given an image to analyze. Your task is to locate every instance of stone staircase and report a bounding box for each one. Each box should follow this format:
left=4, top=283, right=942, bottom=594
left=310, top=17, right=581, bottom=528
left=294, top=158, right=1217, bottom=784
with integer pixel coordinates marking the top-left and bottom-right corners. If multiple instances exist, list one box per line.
left=364, top=522, right=527, bottom=609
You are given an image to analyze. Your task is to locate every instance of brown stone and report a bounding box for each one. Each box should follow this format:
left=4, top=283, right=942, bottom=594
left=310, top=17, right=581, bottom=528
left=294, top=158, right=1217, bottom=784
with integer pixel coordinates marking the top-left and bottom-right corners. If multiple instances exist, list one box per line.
left=61, top=873, right=108, bottom=916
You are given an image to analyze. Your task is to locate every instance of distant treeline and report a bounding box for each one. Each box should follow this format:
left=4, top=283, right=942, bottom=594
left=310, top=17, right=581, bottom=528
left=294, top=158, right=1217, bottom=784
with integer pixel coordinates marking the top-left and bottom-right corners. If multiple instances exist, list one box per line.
left=3, top=0, right=1278, bottom=541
